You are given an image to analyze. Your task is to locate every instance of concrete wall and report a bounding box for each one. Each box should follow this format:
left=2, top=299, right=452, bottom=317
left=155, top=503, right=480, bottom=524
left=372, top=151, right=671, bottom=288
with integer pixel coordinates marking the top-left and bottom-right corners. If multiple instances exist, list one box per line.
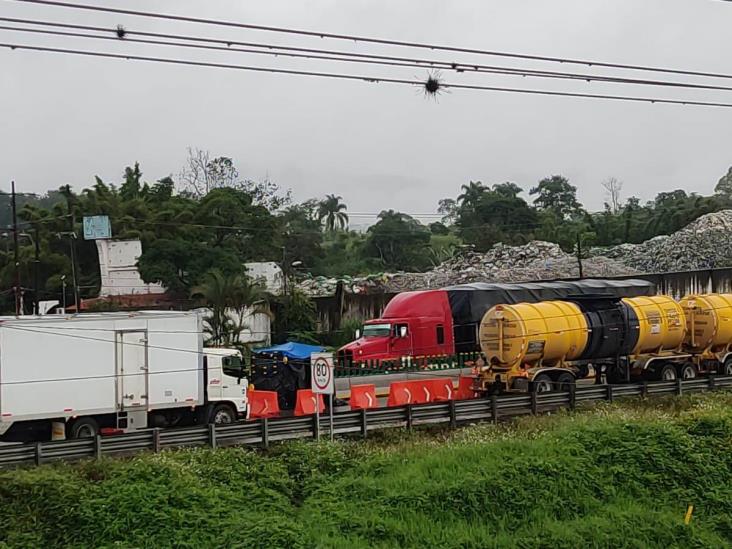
left=95, top=239, right=165, bottom=297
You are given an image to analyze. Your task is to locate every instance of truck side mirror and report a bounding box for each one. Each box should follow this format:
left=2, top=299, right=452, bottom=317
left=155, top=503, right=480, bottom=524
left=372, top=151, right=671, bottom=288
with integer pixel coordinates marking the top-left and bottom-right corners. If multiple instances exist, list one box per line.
left=355, top=329, right=361, bottom=339
left=400, top=326, right=408, bottom=338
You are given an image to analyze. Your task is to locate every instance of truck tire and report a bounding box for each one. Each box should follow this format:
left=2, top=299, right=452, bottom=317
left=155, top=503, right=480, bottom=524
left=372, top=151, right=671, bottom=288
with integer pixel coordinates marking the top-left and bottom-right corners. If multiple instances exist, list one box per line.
left=677, top=363, right=697, bottom=380
left=532, top=374, right=553, bottom=393
left=722, top=358, right=732, bottom=376
left=554, top=372, right=575, bottom=391
left=209, top=403, right=237, bottom=425
left=67, top=417, right=99, bottom=439
left=655, top=363, right=677, bottom=382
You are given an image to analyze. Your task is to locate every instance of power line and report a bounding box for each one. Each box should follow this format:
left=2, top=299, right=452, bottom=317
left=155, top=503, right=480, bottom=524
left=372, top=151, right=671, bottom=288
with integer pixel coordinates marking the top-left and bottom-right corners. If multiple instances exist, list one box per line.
left=11, top=0, right=732, bottom=81
left=3, top=20, right=732, bottom=93
left=4, top=42, right=732, bottom=109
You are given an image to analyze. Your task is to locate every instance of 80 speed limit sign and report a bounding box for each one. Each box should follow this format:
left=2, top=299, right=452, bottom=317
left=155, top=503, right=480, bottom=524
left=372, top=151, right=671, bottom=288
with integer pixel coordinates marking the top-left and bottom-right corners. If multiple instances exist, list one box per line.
left=310, top=352, right=335, bottom=395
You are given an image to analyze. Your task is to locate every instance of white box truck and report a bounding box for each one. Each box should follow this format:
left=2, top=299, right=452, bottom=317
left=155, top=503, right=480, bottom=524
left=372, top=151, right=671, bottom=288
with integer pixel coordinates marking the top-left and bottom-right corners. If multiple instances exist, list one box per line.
left=0, top=311, right=249, bottom=441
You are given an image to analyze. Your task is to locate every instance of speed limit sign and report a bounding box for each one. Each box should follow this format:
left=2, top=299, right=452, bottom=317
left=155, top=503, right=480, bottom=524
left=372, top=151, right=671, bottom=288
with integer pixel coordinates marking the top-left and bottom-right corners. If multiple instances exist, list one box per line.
left=311, top=352, right=334, bottom=395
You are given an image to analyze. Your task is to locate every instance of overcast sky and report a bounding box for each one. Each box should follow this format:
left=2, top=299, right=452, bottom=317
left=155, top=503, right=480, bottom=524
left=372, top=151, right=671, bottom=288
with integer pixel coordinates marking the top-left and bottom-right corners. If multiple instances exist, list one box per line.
left=1, top=0, right=731, bottom=225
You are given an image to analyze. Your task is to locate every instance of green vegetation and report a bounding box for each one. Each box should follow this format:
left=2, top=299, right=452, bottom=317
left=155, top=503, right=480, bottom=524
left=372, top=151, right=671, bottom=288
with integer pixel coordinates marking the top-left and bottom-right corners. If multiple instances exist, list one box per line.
left=4, top=148, right=732, bottom=334
left=1, top=392, right=731, bottom=548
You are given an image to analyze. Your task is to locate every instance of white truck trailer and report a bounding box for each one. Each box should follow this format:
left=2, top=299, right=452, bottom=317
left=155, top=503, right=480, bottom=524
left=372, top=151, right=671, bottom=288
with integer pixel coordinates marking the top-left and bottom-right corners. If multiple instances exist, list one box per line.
left=0, top=311, right=248, bottom=441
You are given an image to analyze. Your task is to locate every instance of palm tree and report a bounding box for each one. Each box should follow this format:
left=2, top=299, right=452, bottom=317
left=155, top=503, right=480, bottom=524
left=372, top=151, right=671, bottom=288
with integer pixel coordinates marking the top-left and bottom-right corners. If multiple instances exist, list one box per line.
left=192, top=269, right=270, bottom=346
left=317, top=194, right=349, bottom=232
left=457, top=181, right=486, bottom=208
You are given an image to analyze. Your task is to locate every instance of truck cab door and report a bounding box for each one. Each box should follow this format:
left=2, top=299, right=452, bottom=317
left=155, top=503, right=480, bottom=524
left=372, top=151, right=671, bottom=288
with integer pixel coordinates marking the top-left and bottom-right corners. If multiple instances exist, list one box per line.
left=389, top=323, right=413, bottom=356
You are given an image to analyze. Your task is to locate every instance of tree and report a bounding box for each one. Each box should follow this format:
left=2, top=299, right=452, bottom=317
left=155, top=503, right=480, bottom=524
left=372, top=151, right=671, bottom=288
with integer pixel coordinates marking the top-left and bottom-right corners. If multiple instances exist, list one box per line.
left=714, top=166, right=732, bottom=196
left=364, top=210, right=431, bottom=271
left=180, top=148, right=238, bottom=197
left=455, top=182, right=537, bottom=251
left=317, top=194, right=349, bottom=232
left=191, top=269, right=269, bottom=346
left=457, top=181, right=487, bottom=208
left=601, top=177, right=623, bottom=213
left=530, top=175, right=583, bottom=219
left=437, top=198, right=458, bottom=224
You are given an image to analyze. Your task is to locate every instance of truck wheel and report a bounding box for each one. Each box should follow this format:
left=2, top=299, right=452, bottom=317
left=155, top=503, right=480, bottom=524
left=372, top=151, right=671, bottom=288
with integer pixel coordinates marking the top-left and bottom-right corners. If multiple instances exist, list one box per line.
left=678, top=363, right=697, bottom=380
left=67, top=417, right=99, bottom=439
left=532, top=374, right=553, bottom=393
left=656, top=363, right=677, bottom=382
left=554, top=372, right=575, bottom=391
left=209, top=403, right=237, bottom=425
left=722, top=358, right=732, bottom=376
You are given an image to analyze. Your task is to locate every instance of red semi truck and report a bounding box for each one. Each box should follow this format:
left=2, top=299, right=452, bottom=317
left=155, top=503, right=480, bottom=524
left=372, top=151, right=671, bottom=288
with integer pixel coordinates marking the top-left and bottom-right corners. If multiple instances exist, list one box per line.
left=337, top=279, right=657, bottom=366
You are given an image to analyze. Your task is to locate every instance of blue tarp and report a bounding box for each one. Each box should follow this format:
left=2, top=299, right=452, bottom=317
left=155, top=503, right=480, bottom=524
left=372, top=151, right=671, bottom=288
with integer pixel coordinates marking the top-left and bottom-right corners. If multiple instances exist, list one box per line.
left=253, top=341, right=326, bottom=361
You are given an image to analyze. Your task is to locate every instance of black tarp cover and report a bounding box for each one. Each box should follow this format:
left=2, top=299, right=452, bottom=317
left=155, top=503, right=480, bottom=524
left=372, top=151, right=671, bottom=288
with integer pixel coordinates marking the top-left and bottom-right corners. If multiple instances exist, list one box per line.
left=446, top=278, right=656, bottom=325
left=445, top=279, right=656, bottom=352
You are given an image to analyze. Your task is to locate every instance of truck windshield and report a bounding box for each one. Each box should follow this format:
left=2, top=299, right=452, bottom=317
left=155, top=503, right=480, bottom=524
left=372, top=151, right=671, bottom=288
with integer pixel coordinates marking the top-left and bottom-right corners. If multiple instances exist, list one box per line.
left=362, top=323, right=391, bottom=337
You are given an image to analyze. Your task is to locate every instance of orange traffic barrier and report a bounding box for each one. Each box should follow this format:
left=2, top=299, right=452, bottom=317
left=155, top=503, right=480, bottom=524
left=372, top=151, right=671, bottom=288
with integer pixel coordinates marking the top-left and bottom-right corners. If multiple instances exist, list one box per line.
left=387, top=381, right=414, bottom=407
left=409, top=380, right=433, bottom=404
left=431, top=378, right=454, bottom=401
left=294, top=389, right=325, bottom=416
left=456, top=375, right=478, bottom=400
left=248, top=390, right=280, bottom=419
left=350, top=384, right=378, bottom=410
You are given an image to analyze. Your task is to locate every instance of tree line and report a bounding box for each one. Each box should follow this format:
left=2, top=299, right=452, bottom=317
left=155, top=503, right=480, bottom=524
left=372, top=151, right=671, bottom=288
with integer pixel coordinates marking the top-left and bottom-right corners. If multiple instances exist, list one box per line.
left=2, top=150, right=731, bottom=342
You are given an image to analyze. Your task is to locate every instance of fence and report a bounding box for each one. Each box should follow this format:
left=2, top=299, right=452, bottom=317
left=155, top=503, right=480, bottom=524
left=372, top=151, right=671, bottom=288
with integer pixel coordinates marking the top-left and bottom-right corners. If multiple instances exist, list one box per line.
left=1, top=375, right=730, bottom=468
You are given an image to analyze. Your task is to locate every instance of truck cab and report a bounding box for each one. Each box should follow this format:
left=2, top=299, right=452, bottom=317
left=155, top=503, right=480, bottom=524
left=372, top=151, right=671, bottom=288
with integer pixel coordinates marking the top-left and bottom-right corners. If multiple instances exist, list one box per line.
left=338, top=290, right=455, bottom=365
left=203, top=348, right=249, bottom=423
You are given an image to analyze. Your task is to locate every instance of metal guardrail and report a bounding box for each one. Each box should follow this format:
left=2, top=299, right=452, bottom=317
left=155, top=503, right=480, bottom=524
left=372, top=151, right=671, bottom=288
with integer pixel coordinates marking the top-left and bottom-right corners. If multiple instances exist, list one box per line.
left=1, top=375, right=731, bottom=468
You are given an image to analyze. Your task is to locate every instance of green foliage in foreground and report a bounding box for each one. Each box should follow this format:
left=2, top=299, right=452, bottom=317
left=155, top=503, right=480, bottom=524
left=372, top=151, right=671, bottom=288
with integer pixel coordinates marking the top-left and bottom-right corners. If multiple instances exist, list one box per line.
left=1, top=393, right=731, bottom=548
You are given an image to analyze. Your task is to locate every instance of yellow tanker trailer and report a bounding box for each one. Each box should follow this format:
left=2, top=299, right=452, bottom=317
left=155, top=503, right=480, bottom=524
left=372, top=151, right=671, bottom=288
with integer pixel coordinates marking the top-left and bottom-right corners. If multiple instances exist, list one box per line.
left=476, top=294, right=694, bottom=392
left=680, top=293, right=732, bottom=376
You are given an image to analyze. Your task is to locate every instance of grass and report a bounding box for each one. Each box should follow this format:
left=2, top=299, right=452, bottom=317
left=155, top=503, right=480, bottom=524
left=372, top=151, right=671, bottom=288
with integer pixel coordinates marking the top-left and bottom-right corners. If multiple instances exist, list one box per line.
left=1, top=392, right=731, bottom=548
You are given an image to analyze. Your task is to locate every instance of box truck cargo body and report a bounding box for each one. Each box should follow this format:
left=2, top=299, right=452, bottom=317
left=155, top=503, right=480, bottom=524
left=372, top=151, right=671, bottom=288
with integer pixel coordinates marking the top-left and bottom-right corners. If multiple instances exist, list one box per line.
left=0, top=311, right=248, bottom=441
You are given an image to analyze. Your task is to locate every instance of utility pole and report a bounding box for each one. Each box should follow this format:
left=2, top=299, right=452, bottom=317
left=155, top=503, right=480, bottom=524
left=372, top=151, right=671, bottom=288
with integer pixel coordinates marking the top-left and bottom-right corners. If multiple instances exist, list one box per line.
left=281, top=245, right=288, bottom=338
left=576, top=233, right=584, bottom=279
left=11, top=181, right=20, bottom=315
left=34, top=225, right=40, bottom=315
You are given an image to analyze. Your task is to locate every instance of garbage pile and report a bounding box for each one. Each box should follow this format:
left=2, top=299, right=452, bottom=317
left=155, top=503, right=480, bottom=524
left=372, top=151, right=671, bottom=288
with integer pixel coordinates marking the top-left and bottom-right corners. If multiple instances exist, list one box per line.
left=297, top=211, right=732, bottom=297
left=385, top=241, right=635, bottom=290
left=591, top=210, right=732, bottom=272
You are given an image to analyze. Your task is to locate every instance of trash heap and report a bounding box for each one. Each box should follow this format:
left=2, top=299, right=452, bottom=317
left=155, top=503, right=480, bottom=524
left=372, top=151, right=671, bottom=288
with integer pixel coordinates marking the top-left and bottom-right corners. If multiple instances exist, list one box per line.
left=385, top=241, right=635, bottom=290
left=297, top=210, right=732, bottom=297
left=591, top=210, right=732, bottom=272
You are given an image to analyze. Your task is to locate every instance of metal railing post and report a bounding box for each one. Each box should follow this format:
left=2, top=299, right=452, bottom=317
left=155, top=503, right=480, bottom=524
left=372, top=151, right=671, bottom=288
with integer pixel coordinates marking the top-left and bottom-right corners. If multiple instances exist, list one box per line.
left=94, top=434, right=102, bottom=460
left=607, top=384, right=614, bottom=403
left=153, top=428, right=161, bottom=453
left=361, top=408, right=368, bottom=439
left=641, top=381, right=648, bottom=398
left=709, top=374, right=716, bottom=391
left=676, top=378, right=683, bottom=396
left=569, top=383, right=576, bottom=411
left=406, top=404, right=413, bottom=430
left=313, top=413, right=320, bottom=441
left=208, top=423, right=217, bottom=449
left=530, top=391, right=538, bottom=415
left=34, top=442, right=42, bottom=466
left=491, top=395, right=498, bottom=424
left=449, top=399, right=457, bottom=428
left=262, top=418, right=269, bottom=449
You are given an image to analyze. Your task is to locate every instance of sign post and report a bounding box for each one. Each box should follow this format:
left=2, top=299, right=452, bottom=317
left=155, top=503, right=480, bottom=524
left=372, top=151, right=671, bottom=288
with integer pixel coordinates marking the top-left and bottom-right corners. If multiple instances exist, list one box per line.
left=311, top=352, right=335, bottom=441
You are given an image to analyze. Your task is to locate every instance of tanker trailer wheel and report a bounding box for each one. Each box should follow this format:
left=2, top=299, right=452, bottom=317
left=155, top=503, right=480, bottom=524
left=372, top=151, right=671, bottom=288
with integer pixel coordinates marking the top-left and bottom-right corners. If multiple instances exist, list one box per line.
left=722, top=358, right=732, bottom=376
left=554, top=372, right=575, bottom=392
left=677, top=363, right=697, bottom=380
left=210, top=403, right=237, bottom=425
left=532, top=374, right=554, bottom=393
left=655, top=363, right=678, bottom=382
left=67, top=417, right=99, bottom=439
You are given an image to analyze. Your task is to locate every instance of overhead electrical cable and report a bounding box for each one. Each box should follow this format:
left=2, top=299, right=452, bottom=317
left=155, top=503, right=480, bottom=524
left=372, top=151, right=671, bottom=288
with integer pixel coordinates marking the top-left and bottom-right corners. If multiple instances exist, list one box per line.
left=10, top=0, right=732, bottom=81
left=2, top=19, right=732, bottom=93
left=4, top=43, right=732, bottom=108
